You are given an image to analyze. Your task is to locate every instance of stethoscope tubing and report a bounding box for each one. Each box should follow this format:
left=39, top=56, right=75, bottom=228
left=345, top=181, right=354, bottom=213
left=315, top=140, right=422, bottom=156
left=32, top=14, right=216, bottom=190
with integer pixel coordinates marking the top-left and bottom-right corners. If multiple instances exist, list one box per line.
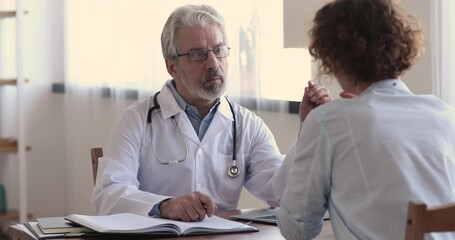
left=146, top=91, right=240, bottom=178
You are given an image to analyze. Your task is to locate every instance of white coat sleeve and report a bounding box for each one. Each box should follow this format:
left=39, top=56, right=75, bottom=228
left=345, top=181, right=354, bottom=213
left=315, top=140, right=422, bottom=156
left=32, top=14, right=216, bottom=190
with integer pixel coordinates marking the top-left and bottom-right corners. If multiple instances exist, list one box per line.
left=240, top=110, right=290, bottom=207
left=90, top=101, right=171, bottom=216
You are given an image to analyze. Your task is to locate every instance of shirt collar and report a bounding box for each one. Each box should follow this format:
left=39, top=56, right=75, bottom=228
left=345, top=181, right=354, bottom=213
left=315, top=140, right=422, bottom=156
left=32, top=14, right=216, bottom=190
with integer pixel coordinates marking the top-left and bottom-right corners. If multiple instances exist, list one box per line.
left=361, top=79, right=411, bottom=96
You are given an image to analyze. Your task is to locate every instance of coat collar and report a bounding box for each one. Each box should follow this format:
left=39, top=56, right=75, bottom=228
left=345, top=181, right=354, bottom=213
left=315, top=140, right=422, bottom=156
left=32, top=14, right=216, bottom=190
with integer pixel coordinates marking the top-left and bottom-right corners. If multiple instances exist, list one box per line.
left=157, top=84, right=182, bottom=120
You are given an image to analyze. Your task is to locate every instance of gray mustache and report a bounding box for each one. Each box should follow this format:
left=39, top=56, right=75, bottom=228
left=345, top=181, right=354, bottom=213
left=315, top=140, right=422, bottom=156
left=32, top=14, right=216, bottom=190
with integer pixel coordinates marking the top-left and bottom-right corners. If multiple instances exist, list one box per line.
left=205, top=69, right=224, bottom=81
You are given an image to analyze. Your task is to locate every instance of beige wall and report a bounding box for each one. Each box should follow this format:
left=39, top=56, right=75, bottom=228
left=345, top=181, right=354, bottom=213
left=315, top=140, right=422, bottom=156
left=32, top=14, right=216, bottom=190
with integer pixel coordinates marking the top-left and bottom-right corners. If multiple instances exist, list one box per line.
left=283, top=0, right=433, bottom=96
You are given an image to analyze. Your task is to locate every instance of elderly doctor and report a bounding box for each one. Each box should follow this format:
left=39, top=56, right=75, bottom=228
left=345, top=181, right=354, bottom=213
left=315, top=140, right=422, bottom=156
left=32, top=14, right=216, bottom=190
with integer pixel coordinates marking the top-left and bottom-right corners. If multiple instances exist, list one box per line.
left=91, top=4, right=331, bottom=222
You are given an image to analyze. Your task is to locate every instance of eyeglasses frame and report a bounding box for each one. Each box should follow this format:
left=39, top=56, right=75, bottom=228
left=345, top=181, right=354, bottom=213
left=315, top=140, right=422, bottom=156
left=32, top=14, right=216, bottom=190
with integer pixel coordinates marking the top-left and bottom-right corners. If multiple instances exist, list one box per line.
left=176, top=46, right=230, bottom=61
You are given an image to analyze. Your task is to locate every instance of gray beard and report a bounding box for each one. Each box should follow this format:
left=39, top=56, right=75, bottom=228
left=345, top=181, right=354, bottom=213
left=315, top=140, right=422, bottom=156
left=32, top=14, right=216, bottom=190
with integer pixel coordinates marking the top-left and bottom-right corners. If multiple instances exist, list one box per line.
left=180, top=69, right=226, bottom=101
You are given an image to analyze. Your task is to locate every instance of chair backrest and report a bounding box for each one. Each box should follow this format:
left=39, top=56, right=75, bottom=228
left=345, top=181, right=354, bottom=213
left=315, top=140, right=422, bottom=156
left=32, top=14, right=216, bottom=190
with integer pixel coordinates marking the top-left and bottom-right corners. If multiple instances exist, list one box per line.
left=405, top=201, right=455, bottom=240
left=90, top=147, right=103, bottom=185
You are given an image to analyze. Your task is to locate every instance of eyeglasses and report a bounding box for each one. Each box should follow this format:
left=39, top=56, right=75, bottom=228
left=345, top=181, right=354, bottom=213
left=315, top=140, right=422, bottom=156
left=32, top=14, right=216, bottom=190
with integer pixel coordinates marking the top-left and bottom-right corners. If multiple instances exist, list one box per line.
left=177, top=46, right=230, bottom=61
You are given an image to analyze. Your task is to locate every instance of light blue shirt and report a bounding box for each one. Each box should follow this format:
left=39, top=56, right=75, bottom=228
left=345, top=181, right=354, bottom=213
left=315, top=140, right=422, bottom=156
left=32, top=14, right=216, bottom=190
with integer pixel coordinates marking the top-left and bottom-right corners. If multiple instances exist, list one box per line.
left=166, top=80, right=220, bottom=140
left=278, top=79, right=455, bottom=240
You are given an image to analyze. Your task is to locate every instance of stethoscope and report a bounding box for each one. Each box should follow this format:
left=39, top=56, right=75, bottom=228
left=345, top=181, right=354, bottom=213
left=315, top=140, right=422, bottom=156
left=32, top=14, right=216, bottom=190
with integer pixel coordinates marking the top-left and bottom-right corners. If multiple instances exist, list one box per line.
left=147, top=91, right=240, bottom=178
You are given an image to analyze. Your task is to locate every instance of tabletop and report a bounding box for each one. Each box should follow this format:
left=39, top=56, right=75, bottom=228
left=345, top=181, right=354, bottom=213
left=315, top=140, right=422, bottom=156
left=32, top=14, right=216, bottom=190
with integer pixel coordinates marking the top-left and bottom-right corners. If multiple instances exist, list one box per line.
left=9, top=208, right=334, bottom=240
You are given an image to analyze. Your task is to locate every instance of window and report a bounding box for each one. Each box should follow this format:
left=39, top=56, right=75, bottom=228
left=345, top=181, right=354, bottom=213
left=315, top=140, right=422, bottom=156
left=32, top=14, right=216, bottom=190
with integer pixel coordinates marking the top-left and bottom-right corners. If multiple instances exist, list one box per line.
left=66, top=0, right=311, bottom=102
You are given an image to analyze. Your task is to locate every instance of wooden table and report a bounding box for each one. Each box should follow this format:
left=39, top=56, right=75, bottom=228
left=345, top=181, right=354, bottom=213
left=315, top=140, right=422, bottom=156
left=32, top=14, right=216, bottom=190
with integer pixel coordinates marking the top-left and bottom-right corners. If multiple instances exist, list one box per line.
left=9, top=208, right=334, bottom=240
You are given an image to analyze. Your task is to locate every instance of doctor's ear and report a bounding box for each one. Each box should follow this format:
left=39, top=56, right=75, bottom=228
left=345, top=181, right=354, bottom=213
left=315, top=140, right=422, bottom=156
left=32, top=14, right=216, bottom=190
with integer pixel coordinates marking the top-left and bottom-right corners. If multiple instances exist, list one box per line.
left=165, top=58, right=179, bottom=78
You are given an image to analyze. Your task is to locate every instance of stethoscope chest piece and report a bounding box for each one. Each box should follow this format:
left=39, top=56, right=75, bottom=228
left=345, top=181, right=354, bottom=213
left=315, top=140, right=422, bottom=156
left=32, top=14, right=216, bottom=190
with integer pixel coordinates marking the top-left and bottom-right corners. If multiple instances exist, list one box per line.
left=227, top=160, right=240, bottom=178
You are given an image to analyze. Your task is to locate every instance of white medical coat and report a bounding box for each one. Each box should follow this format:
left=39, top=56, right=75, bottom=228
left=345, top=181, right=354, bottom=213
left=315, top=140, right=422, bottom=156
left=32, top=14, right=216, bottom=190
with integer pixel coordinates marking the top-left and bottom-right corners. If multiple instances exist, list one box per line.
left=91, top=84, right=293, bottom=216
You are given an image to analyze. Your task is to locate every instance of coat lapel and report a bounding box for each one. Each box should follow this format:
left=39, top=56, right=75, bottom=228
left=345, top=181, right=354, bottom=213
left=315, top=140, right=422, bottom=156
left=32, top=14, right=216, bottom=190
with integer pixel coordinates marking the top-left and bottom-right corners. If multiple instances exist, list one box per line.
left=201, top=97, right=234, bottom=146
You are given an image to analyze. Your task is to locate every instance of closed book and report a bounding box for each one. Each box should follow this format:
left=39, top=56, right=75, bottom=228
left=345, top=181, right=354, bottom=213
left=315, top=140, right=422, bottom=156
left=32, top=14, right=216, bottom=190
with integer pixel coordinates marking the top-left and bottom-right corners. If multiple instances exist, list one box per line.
left=66, top=213, right=258, bottom=236
left=37, top=216, right=93, bottom=234
left=24, top=222, right=98, bottom=240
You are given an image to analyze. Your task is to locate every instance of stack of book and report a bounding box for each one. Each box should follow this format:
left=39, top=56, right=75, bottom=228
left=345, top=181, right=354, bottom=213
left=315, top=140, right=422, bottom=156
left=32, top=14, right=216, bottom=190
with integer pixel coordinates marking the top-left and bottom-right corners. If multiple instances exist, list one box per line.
left=24, top=216, right=95, bottom=239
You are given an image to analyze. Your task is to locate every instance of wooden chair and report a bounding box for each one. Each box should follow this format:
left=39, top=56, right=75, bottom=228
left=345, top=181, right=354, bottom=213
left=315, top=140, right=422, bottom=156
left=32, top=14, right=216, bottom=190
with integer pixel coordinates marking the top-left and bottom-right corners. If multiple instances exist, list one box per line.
left=90, top=147, right=103, bottom=185
left=405, top=201, right=455, bottom=240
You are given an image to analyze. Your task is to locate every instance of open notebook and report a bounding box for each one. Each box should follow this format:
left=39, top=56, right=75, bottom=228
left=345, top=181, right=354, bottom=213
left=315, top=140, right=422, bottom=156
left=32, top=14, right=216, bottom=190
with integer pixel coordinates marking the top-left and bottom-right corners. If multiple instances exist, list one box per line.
left=65, top=213, right=257, bottom=236
left=230, top=207, right=330, bottom=225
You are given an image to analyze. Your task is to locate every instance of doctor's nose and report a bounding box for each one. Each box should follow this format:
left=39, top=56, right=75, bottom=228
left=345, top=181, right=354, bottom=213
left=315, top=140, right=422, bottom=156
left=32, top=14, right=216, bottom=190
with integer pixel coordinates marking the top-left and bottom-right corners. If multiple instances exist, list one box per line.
left=204, top=51, right=220, bottom=70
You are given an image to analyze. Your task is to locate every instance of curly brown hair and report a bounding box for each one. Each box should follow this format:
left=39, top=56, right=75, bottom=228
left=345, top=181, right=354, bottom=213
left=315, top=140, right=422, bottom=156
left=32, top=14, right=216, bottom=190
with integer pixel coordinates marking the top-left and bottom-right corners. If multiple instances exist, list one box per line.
left=308, top=0, right=424, bottom=83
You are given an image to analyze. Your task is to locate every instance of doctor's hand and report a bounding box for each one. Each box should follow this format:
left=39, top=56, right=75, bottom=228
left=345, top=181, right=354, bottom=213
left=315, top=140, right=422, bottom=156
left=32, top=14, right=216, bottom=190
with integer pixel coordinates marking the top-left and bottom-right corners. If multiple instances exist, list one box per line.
left=299, top=80, right=332, bottom=122
left=159, top=192, right=217, bottom=222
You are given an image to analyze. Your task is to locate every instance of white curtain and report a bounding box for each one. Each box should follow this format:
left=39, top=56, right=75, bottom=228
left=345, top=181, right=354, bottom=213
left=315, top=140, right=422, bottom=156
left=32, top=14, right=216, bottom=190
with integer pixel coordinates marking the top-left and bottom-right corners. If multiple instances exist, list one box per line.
left=432, top=0, right=455, bottom=105
left=64, top=0, right=311, bottom=107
